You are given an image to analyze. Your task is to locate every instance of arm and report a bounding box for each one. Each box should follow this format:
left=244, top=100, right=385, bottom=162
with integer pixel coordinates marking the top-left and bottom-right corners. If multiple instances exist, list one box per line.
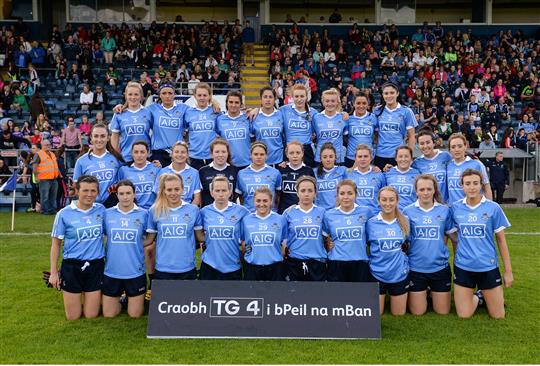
left=49, top=237, right=62, bottom=290
left=483, top=183, right=493, bottom=200
left=143, top=232, right=156, bottom=247
left=447, top=231, right=458, bottom=254
left=192, top=192, right=202, bottom=207
left=110, top=132, right=120, bottom=153
left=407, top=128, right=416, bottom=151
left=60, top=130, right=65, bottom=146
left=495, top=230, right=513, bottom=287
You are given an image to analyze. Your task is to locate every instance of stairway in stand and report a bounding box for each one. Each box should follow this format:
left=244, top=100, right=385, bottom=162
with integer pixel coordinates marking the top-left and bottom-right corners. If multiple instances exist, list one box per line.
left=241, top=44, right=270, bottom=109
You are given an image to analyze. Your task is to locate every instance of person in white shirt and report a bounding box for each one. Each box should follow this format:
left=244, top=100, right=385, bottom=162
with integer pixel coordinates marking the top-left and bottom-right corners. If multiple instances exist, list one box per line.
left=79, top=84, right=94, bottom=111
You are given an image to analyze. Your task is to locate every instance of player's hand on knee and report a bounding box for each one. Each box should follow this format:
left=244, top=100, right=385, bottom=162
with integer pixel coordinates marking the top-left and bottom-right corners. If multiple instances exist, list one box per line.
left=503, top=270, right=514, bottom=288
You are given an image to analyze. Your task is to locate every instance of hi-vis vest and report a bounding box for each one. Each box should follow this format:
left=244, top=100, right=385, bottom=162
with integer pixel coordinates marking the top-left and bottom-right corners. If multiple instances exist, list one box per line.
left=36, top=150, right=60, bottom=180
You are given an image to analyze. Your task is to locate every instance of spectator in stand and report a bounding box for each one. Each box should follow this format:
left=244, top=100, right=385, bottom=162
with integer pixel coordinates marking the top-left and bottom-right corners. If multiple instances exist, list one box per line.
left=479, top=135, right=496, bottom=149
left=101, top=31, right=116, bottom=64
left=241, top=20, right=255, bottom=67
left=79, top=84, right=94, bottom=112
left=80, top=64, right=94, bottom=85
left=55, top=63, right=68, bottom=86
left=502, top=127, right=515, bottom=149
left=29, top=91, right=47, bottom=122
left=329, top=8, right=342, bottom=23
left=515, top=128, right=528, bottom=150
left=91, top=85, right=108, bottom=112
left=60, top=116, right=82, bottom=170
left=518, top=114, right=538, bottom=134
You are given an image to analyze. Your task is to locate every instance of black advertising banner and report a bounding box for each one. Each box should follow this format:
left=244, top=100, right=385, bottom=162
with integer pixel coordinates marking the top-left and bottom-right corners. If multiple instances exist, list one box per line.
left=147, top=280, right=381, bottom=339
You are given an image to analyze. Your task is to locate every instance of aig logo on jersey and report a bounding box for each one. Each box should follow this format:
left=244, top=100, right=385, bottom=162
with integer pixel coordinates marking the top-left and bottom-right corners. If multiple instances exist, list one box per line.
left=134, top=181, right=153, bottom=194
left=335, top=227, right=363, bottom=241
left=111, top=228, right=138, bottom=243
left=317, top=179, right=337, bottom=192
left=414, top=226, right=440, bottom=240
left=224, top=128, right=247, bottom=140
left=207, top=225, right=234, bottom=239
left=158, top=116, right=180, bottom=129
left=76, top=225, right=102, bottom=241
left=319, top=129, right=340, bottom=139
left=460, top=223, right=486, bottom=238
left=294, top=225, right=320, bottom=239
left=161, top=223, right=188, bottom=238
left=126, top=124, right=146, bottom=136
left=250, top=231, right=276, bottom=246
left=93, top=168, right=115, bottom=182
left=289, top=119, right=308, bottom=130
left=392, top=183, right=413, bottom=195
left=260, top=127, right=280, bottom=138
left=380, top=122, right=399, bottom=132
left=351, top=126, right=372, bottom=136
left=378, top=238, right=402, bottom=252
left=357, top=186, right=375, bottom=199
left=192, top=121, right=214, bottom=131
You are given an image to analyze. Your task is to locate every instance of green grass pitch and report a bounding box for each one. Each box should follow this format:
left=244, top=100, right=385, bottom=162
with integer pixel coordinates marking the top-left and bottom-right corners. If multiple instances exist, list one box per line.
left=0, top=209, right=539, bottom=364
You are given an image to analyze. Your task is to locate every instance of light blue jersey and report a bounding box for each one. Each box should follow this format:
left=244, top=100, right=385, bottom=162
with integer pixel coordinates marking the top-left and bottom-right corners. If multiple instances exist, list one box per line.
left=314, top=166, right=347, bottom=210
left=312, top=111, right=348, bottom=163
left=236, top=164, right=282, bottom=212
left=147, top=102, right=188, bottom=151
left=109, top=107, right=152, bottom=162
left=216, top=112, right=251, bottom=167
left=446, top=157, right=489, bottom=204
left=200, top=202, right=250, bottom=273
left=450, top=197, right=510, bottom=272
left=412, top=150, right=452, bottom=202
left=154, top=164, right=202, bottom=203
left=241, top=211, right=288, bottom=265
left=51, top=202, right=105, bottom=260
left=251, top=109, right=285, bottom=165
left=283, top=205, right=327, bottom=261
left=384, top=166, right=421, bottom=210
left=73, top=151, right=122, bottom=204
left=345, top=111, right=378, bottom=160
left=184, top=106, right=218, bottom=160
left=323, top=205, right=373, bottom=261
left=146, top=202, right=202, bottom=273
left=103, top=205, right=148, bottom=278
left=403, top=201, right=456, bottom=273
left=346, top=167, right=386, bottom=212
left=374, top=103, right=417, bottom=158
left=366, top=213, right=409, bottom=283
left=117, top=162, right=160, bottom=209
left=280, top=104, right=317, bottom=145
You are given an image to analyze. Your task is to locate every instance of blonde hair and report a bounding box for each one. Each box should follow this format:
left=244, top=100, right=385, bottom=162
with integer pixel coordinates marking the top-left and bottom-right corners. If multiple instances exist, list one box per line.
left=415, top=174, right=443, bottom=204
left=254, top=186, right=273, bottom=200
left=296, top=176, right=317, bottom=193
left=321, top=88, right=342, bottom=112
left=154, top=173, right=184, bottom=218
left=194, top=82, right=212, bottom=96
left=448, top=132, right=468, bottom=146
left=210, top=175, right=233, bottom=192
left=336, top=179, right=357, bottom=207
left=123, top=81, right=144, bottom=109
left=377, top=186, right=410, bottom=238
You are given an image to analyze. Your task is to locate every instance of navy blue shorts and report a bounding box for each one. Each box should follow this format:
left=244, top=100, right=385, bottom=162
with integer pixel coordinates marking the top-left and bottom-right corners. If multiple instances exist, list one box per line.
left=154, top=268, right=197, bottom=280
left=286, top=258, right=327, bottom=281
left=327, top=260, right=373, bottom=282
left=199, top=261, right=242, bottom=281
left=102, top=274, right=147, bottom=297
left=409, top=266, right=452, bottom=292
left=244, top=261, right=284, bottom=281
left=60, top=258, right=104, bottom=294
left=378, top=276, right=410, bottom=296
left=453, top=266, right=502, bottom=290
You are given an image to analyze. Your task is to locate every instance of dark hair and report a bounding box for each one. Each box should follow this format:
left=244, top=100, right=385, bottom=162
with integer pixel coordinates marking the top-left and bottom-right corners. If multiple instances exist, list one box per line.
left=417, top=129, right=435, bottom=142
left=225, top=90, right=243, bottom=110
left=131, top=140, right=149, bottom=152
left=83, top=123, right=124, bottom=163
left=75, top=175, right=99, bottom=191
left=375, top=82, right=401, bottom=117
left=259, top=86, right=276, bottom=99
left=317, top=142, right=337, bottom=178
left=116, top=179, right=136, bottom=193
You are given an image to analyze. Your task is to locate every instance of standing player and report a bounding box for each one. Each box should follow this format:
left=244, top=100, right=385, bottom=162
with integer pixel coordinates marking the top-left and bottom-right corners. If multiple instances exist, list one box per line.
left=241, top=187, right=288, bottom=281
left=110, top=81, right=152, bottom=162
left=412, top=130, right=452, bottom=203
left=446, top=133, right=492, bottom=204
left=403, top=175, right=457, bottom=315
left=49, top=175, right=105, bottom=320
left=144, top=173, right=203, bottom=280
left=236, top=142, right=282, bottom=212
left=199, top=138, right=238, bottom=207
left=102, top=180, right=148, bottom=318
left=346, top=144, right=386, bottom=213
left=283, top=176, right=327, bottom=281
left=199, top=176, right=249, bottom=280
left=384, top=146, right=421, bottom=210
left=314, top=142, right=347, bottom=210
left=277, top=141, right=315, bottom=213
left=184, top=83, right=220, bottom=170
left=366, top=186, right=410, bottom=316
left=312, top=88, right=348, bottom=164
left=323, top=180, right=373, bottom=282
left=73, top=123, right=123, bottom=207
left=154, top=141, right=201, bottom=206
left=251, top=87, right=285, bottom=166
left=117, top=141, right=160, bottom=209
left=373, top=82, right=417, bottom=169
left=345, top=93, right=378, bottom=168
left=450, top=169, right=513, bottom=319
left=216, top=91, right=251, bottom=169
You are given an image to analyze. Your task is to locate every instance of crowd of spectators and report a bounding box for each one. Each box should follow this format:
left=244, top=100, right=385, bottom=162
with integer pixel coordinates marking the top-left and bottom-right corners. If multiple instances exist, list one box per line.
left=264, top=22, right=540, bottom=149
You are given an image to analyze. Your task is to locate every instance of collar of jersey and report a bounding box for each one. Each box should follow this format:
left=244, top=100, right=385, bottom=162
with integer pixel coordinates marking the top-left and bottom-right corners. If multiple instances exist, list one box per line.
left=166, top=163, right=191, bottom=174
left=248, top=164, right=269, bottom=172
left=130, top=161, right=151, bottom=170
left=376, top=212, right=397, bottom=224
left=323, top=166, right=336, bottom=173
left=321, top=110, right=338, bottom=118
left=212, top=201, right=233, bottom=212
left=259, top=109, right=277, bottom=117
left=225, top=112, right=244, bottom=119
left=125, top=106, right=143, bottom=114
left=461, top=195, right=487, bottom=209
left=169, top=200, right=189, bottom=210
left=393, top=166, right=413, bottom=174
left=194, top=105, right=210, bottom=112
left=287, top=162, right=306, bottom=170
left=354, top=166, right=373, bottom=175
left=295, top=204, right=317, bottom=214
left=336, top=203, right=359, bottom=214
left=69, top=201, right=98, bottom=213
left=413, top=200, right=441, bottom=212
left=89, top=151, right=109, bottom=159
left=113, top=204, right=141, bottom=214
left=453, top=156, right=472, bottom=166
left=419, top=149, right=441, bottom=160
left=353, top=111, right=370, bottom=119
left=384, top=102, right=402, bottom=113
left=255, top=211, right=274, bottom=220
left=209, top=162, right=230, bottom=170
left=291, top=104, right=308, bottom=114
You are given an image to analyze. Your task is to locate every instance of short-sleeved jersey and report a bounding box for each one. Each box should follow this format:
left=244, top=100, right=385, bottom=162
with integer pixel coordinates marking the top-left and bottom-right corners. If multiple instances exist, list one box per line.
left=109, top=107, right=152, bottom=162
left=314, top=166, right=348, bottom=210
left=73, top=151, right=122, bottom=204
left=450, top=197, right=510, bottom=272
left=283, top=205, right=327, bottom=261
left=280, top=104, right=317, bottom=145
left=384, top=166, right=421, bottom=210
left=312, top=111, right=348, bottom=163
left=323, top=205, right=373, bottom=261
left=403, top=201, right=456, bottom=273
left=345, top=111, right=378, bottom=160
left=346, top=167, right=386, bottom=212
left=200, top=202, right=249, bottom=273
left=251, top=109, right=285, bottom=165
left=103, top=205, right=148, bottom=278
left=412, top=150, right=452, bottom=202
left=277, top=163, right=315, bottom=213
left=446, top=157, right=490, bottom=204
left=183, top=106, right=218, bottom=160
left=236, top=164, right=282, bottom=212
left=52, top=202, right=105, bottom=260
left=374, top=103, right=417, bottom=158
left=146, top=202, right=202, bottom=273
left=198, top=163, right=238, bottom=207
left=241, top=212, right=288, bottom=265
left=147, top=102, right=188, bottom=151
left=216, top=112, right=252, bottom=167
left=366, top=213, right=409, bottom=283
left=154, top=164, right=202, bottom=203
left=117, top=162, right=160, bottom=209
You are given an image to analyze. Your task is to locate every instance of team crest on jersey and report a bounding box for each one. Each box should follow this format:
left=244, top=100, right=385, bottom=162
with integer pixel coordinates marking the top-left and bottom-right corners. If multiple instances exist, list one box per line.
left=134, top=218, right=141, bottom=228
left=96, top=214, right=103, bottom=222
left=272, top=223, right=279, bottom=230
left=229, top=175, right=234, bottom=181
left=186, top=176, right=192, bottom=184
left=316, top=216, right=321, bottom=223
left=436, top=215, right=443, bottom=222
left=482, top=213, right=489, bottom=221
left=371, top=178, right=378, bottom=184
left=358, top=215, right=366, bottom=222
left=183, top=214, right=191, bottom=222
left=175, top=110, right=181, bottom=116
left=230, top=215, right=238, bottom=223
